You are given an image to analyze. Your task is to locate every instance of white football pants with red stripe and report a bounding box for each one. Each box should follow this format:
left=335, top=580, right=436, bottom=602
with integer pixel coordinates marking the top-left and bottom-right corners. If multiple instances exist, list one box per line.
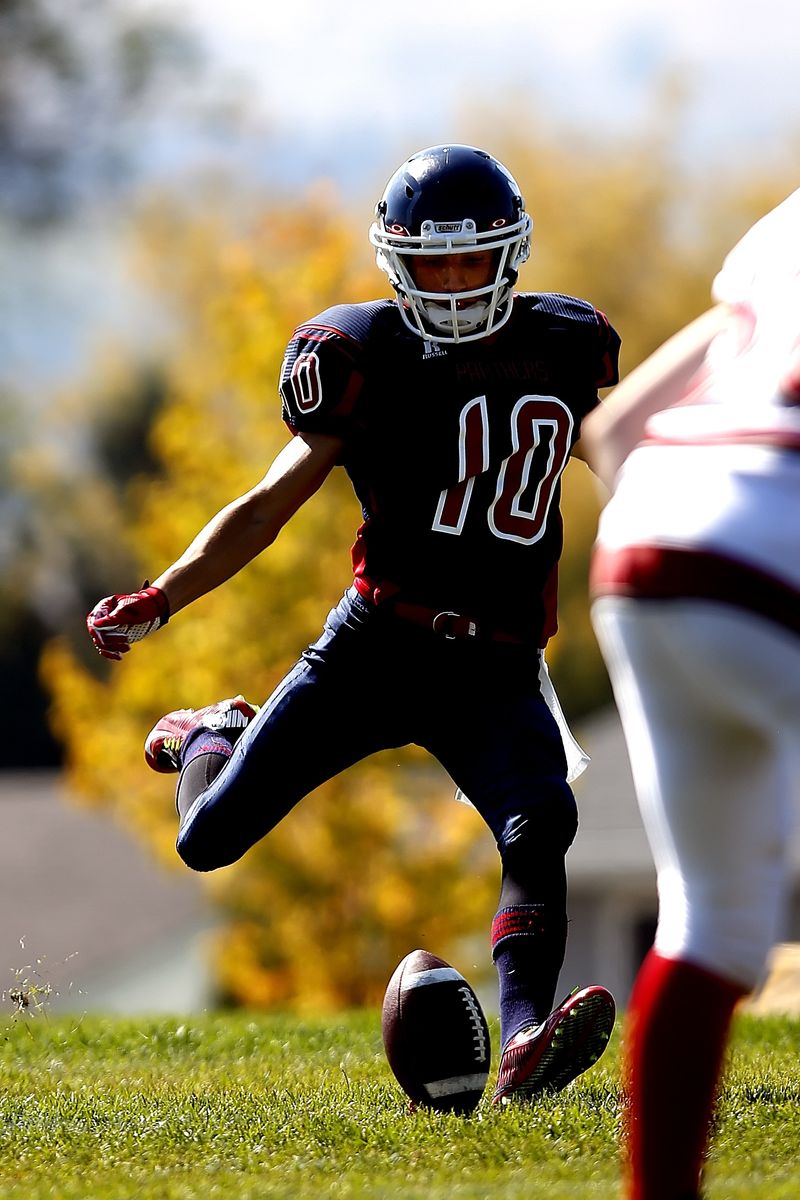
left=592, top=597, right=800, bottom=991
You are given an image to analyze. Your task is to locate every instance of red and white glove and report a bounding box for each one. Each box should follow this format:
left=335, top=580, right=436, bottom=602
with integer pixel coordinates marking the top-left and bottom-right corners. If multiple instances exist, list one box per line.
left=87, top=583, right=170, bottom=661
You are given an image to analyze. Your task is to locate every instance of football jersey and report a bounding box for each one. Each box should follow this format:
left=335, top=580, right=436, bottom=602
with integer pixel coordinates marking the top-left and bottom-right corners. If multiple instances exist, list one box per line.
left=642, top=184, right=800, bottom=446
left=280, top=293, right=620, bottom=644
left=592, top=187, right=800, bottom=630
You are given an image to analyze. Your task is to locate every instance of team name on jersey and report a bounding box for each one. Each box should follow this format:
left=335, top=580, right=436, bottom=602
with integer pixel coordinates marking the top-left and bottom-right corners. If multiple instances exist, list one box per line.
left=455, top=358, right=551, bottom=385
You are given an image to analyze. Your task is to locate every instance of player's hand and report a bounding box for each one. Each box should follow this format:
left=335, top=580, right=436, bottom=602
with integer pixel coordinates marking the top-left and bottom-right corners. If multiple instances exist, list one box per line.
left=87, top=584, right=170, bottom=660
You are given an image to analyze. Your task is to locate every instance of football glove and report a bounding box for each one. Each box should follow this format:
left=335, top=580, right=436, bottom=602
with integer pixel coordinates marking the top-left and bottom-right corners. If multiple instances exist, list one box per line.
left=87, top=582, right=170, bottom=660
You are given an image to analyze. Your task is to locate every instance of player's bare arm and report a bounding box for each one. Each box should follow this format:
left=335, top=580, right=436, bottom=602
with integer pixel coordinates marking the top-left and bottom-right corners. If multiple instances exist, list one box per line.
left=152, top=431, right=343, bottom=614
left=581, top=303, right=729, bottom=491
left=87, top=431, right=343, bottom=658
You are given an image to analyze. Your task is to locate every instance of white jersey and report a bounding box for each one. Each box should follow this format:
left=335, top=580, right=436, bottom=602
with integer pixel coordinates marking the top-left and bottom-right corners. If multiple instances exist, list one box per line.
left=592, top=188, right=800, bottom=633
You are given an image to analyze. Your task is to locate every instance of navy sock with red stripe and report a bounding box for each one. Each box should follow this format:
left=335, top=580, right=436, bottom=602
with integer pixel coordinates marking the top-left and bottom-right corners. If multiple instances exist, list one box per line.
left=492, top=904, right=568, bottom=1046
left=624, top=950, right=746, bottom=1200
left=183, top=732, right=233, bottom=767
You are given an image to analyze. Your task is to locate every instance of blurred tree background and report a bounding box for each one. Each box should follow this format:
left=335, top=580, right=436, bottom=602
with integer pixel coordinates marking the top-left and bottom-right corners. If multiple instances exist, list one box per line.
left=0, top=0, right=206, bottom=765
left=0, top=0, right=201, bottom=226
left=2, top=3, right=798, bottom=1008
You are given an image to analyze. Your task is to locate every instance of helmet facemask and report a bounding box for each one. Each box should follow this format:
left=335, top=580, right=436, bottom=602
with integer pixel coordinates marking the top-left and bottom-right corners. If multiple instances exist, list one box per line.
left=371, top=213, right=532, bottom=344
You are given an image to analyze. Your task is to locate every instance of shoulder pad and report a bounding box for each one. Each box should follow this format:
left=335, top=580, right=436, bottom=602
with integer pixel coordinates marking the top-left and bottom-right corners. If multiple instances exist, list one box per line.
left=522, top=292, right=602, bottom=324
left=280, top=302, right=395, bottom=435
left=516, top=292, right=621, bottom=388
left=293, top=300, right=395, bottom=346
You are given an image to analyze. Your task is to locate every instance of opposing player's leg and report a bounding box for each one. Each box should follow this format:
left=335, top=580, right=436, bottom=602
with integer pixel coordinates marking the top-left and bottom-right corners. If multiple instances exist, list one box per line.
left=595, top=600, right=798, bottom=983
left=624, top=952, right=745, bottom=1200
left=593, top=598, right=800, bottom=1199
left=424, top=657, right=614, bottom=1103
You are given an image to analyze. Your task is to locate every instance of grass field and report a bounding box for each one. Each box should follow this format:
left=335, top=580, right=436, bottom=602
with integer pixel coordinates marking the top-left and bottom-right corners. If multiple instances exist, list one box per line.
left=1, top=1007, right=798, bottom=1199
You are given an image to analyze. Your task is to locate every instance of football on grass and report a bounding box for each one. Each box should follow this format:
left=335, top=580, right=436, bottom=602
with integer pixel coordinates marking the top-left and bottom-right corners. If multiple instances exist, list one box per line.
left=382, top=948, right=491, bottom=1114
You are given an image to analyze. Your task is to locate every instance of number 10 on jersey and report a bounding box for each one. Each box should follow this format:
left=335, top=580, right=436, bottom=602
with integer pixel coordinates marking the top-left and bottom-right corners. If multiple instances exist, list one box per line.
left=432, top=394, right=574, bottom=545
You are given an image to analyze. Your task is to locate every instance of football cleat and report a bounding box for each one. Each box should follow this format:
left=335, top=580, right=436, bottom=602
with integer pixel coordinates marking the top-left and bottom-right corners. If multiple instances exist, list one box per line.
left=144, top=695, right=258, bottom=774
left=492, top=984, right=615, bottom=1105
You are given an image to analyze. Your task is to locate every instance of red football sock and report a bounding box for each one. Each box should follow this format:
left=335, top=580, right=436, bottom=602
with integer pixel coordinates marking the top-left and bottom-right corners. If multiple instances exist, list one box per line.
left=624, top=950, right=747, bottom=1200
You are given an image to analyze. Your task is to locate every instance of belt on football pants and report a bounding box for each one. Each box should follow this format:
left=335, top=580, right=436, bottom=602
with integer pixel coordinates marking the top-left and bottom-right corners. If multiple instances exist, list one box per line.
left=388, top=600, right=527, bottom=644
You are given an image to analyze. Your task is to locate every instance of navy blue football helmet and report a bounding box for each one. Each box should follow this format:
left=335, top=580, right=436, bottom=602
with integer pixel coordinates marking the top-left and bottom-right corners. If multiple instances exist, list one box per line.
left=370, top=145, right=532, bottom=344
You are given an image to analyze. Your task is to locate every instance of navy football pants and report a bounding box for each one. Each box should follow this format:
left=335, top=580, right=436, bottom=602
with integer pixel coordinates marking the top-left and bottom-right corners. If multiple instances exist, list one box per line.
left=176, top=587, right=578, bottom=876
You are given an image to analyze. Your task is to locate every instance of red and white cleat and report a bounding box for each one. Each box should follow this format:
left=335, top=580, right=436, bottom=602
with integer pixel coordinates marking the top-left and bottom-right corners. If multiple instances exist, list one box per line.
left=492, top=984, right=616, bottom=1104
left=144, top=695, right=258, bottom=774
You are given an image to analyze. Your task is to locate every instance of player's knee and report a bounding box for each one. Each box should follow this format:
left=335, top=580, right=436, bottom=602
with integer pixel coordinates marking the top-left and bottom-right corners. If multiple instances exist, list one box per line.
left=497, top=780, right=578, bottom=858
left=176, top=825, right=225, bottom=873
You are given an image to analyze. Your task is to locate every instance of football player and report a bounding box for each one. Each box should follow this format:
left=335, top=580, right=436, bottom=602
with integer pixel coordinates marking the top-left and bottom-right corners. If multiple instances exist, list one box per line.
left=583, top=187, right=800, bottom=1196
left=87, top=145, right=619, bottom=1103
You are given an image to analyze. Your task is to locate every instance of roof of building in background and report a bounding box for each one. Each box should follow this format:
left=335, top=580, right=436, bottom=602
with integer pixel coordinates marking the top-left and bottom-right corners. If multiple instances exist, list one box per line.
left=0, top=770, right=214, bottom=1015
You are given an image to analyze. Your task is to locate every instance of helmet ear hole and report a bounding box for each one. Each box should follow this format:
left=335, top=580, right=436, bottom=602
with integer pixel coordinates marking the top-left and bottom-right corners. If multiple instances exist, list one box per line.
left=368, top=144, right=533, bottom=344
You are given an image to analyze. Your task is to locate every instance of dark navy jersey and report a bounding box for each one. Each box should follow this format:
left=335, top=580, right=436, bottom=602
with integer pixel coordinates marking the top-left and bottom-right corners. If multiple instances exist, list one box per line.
left=279, top=294, right=620, bottom=645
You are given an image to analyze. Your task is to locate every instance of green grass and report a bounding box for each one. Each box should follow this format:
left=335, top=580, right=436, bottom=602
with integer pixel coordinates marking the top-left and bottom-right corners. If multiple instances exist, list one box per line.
left=0, top=1008, right=798, bottom=1198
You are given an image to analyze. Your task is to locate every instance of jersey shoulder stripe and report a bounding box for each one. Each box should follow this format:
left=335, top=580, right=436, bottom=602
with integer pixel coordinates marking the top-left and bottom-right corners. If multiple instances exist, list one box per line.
left=292, top=299, right=397, bottom=346
left=519, top=292, right=603, bottom=323
left=280, top=302, right=397, bottom=434
left=514, top=293, right=621, bottom=388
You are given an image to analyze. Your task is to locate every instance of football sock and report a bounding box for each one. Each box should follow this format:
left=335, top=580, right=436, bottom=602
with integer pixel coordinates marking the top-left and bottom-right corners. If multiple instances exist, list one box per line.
left=175, top=733, right=232, bottom=820
left=492, top=904, right=568, bottom=1045
left=624, top=950, right=746, bottom=1200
